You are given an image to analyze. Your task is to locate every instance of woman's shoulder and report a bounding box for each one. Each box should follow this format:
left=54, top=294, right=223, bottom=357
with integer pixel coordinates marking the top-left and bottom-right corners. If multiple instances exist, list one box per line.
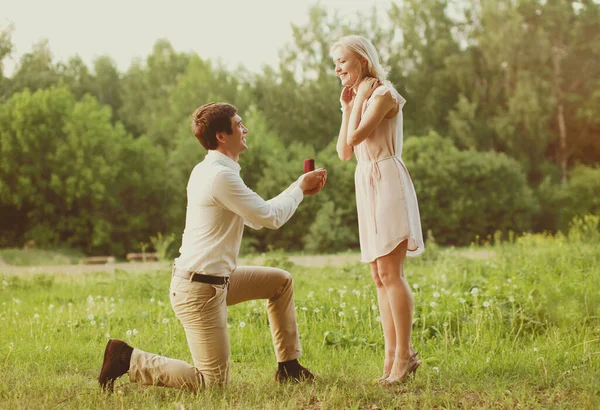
left=371, top=83, right=406, bottom=107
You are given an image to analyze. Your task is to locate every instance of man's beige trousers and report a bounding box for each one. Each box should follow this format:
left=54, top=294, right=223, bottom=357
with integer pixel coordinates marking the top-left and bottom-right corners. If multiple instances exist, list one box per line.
left=128, top=265, right=301, bottom=390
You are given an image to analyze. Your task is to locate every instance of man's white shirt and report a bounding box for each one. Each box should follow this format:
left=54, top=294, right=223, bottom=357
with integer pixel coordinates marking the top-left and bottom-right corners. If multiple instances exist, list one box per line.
left=174, top=150, right=304, bottom=276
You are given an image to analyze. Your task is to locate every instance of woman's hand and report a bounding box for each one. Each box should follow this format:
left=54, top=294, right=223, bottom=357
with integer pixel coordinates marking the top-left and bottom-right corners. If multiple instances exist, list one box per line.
left=356, top=77, right=380, bottom=100
left=340, top=86, right=354, bottom=113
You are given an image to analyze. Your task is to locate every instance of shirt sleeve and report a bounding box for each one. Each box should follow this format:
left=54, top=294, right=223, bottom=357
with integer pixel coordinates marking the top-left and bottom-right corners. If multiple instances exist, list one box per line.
left=213, top=170, right=304, bottom=230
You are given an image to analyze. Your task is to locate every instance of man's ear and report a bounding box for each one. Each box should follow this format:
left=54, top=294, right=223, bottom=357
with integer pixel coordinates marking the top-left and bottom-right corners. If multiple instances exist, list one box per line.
left=216, top=132, right=226, bottom=145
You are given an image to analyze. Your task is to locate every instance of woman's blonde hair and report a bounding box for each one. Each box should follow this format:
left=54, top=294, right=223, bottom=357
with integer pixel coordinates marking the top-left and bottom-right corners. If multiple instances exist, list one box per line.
left=330, top=35, right=389, bottom=84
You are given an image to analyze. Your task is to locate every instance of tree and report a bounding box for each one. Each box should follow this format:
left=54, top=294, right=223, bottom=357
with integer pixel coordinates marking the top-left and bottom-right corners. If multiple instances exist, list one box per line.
left=0, top=85, right=170, bottom=254
left=91, top=56, right=123, bottom=122
left=8, top=40, right=59, bottom=95
left=0, top=24, right=15, bottom=99
left=118, top=39, right=190, bottom=142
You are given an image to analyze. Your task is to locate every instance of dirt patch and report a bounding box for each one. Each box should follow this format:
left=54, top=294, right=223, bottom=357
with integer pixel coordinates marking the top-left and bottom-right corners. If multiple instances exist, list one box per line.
left=0, top=249, right=495, bottom=275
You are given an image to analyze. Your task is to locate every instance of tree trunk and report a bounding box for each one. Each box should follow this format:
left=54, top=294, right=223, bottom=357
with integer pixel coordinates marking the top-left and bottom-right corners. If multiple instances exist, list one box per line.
left=552, top=39, right=568, bottom=185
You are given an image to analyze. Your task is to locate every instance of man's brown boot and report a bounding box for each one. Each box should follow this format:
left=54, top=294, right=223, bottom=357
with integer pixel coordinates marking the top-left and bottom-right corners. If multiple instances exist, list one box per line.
left=274, top=359, right=315, bottom=383
left=98, top=339, right=133, bottom=392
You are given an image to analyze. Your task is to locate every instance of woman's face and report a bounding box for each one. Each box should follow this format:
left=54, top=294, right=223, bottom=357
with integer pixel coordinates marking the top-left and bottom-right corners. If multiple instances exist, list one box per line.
left=332, top=46, right=365, bottom=88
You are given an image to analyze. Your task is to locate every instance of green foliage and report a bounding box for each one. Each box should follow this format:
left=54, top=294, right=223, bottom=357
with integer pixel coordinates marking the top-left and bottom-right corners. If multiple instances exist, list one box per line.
left=404, top=133, right=539, bottom=246
left=149, top=232, right=178, bottom=262
left=0, top=2, right=599, bottom=255
left=568, top=214, right=600, bottom=244
left=0, top=86, right=170, bottom=255
left=537, top=165, right=600, bottom=233
left=0, top=248, right=83, bottom=266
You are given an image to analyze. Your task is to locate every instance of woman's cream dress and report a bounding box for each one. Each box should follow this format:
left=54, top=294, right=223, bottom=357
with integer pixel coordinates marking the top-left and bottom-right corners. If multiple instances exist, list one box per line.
left=354, top=84, right=424, bottom=262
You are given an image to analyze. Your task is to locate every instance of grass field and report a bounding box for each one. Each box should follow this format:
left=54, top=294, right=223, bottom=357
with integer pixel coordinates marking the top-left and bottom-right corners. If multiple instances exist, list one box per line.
left=1, top=223, right=599, bottom=409
left=0, top=248, right=84, bottom=267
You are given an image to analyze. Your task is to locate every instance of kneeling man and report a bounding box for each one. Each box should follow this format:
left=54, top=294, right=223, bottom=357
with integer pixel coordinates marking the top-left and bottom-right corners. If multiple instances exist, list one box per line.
left=98, top=102, right=327, bottom=391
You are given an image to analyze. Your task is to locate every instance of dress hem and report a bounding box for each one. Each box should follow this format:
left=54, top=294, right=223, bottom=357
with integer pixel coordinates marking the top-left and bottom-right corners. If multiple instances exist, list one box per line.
left=360, top=235, right=424, bottom=263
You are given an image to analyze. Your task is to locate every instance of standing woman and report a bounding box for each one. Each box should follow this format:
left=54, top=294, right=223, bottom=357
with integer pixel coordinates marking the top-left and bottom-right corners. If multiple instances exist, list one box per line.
left=331, top=35, right=425, bottom=385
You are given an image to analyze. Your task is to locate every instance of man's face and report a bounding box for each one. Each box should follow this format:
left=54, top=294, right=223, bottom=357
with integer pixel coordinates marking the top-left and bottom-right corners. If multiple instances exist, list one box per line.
left=220, top=114, right=249, bottom=156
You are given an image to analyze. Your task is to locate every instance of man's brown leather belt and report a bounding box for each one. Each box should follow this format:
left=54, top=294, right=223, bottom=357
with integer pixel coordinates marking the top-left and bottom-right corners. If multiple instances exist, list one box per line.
left=190, top=274, right=229, bottom=285
left=173, top=267, right=229, bottom=286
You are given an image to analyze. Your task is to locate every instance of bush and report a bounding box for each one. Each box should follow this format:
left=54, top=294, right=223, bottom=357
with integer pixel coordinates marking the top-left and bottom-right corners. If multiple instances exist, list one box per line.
left=536, top=165, right=600, bottom=234
left=404, top=132, right=539, bottom=246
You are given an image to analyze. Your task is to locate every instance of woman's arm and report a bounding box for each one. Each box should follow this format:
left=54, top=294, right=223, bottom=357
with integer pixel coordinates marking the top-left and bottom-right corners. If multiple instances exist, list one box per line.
left=336, top=109, right=354, bottom=161
left=346, top=81, right=397, bottom=147
left=336, top=86, right=355, bottom=161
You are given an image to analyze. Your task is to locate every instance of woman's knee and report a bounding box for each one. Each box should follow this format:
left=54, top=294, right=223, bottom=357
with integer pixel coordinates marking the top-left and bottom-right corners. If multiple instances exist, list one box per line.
left=371, top=272, right=384, bottom=287
left=377, top=268, right=401, bottom=286
left=370, top=267, right=385, bottom=288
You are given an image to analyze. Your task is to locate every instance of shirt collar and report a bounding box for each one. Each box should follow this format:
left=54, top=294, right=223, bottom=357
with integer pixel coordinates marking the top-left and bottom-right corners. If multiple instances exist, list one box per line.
left=206, top=150, right=241, bottom=173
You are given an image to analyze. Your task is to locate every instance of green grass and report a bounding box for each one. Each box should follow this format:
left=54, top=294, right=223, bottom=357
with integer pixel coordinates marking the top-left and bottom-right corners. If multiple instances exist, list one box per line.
left=0, top=248, right=84, bottom=266
left=1, top=233, right=599, bottom=409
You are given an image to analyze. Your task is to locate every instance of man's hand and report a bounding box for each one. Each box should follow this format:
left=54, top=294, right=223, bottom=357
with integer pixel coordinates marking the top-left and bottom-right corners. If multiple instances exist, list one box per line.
left=299, top=168, right=327, bottom=196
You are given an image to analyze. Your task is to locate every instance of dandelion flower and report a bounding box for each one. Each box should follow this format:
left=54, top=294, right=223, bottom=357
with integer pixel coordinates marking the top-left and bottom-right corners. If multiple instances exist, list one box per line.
left=126, top=330, right=132, bottom=336
left=433, top=292, right=440, bottom=298
left=90, top=320, right=96, bottom=326
left=150, top=298, right=155, bottom=303
left=459, top=298, right=466, bottom=304
left=430, top=302, right=437, bottom=308
left=470, top=288, right=480, bottom=296
left=483, top=301, right=491, bottom=308
left=433, top=367, right=439, bottom=373
left=239, top=322, right=246, bottom=328
left=340, top=303, right=346, bottom=308
left=133, top=329, right=139, bottom=335
left=338, top=311, right=344, bottom=317
left=371, top=304, right=378, bottom=311
left=88, top=314, right=94, bottom=321
left=375, top=316, right=381, bottom=322
left=33, top=313, right=40, bottom=319
left=412, top=284, right=419, bottom=290
left=509, top=296, right=515, bottom=302
left=48, top=304, right=54, bottom=310
left=162, top=318, right=169, bottom=324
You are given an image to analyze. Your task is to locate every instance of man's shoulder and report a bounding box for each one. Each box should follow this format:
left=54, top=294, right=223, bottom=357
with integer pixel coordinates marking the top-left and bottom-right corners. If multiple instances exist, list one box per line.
left=188, top=161, right=240, bottom=193
left=191, top=158, right=235, bottom=177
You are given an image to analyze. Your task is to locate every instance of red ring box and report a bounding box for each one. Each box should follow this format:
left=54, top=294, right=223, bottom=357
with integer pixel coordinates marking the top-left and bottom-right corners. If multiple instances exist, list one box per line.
left=304, top=159, right=315, bottom=173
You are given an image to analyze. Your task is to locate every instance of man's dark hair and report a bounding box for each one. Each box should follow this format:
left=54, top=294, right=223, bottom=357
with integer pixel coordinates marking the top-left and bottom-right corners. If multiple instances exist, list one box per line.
left=190, top=103, right=237, bottom=150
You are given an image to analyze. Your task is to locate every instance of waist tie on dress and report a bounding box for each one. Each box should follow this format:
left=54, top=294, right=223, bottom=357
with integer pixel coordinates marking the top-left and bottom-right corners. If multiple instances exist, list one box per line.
left=357, top=156, right=400, bottom=235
